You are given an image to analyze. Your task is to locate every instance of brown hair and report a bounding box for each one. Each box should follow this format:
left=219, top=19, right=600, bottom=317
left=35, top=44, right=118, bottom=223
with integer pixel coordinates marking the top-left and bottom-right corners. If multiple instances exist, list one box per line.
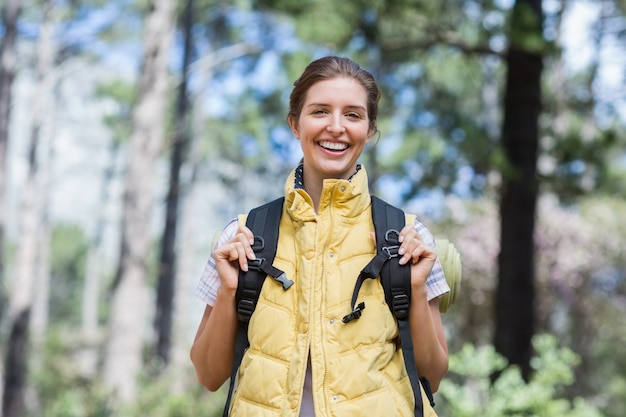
left=288, top=56, right=380, bottom=135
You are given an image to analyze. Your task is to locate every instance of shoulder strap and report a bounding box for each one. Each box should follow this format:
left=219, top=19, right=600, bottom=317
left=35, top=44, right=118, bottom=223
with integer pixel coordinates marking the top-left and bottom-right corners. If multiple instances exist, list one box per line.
left=342, top=196, right=411, bottom=322
left=373, top=197, right=431, bottom=416
left=343, top=196, right=433, bottom=416
left=236, top=197, right=292, bottom=322
left=223, top=197, right=292, bottom=417
left=371, top=196, right=412, bottom=319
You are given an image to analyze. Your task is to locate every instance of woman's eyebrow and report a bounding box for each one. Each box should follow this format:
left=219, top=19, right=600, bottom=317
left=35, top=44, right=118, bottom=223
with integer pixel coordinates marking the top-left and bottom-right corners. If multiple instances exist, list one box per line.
left=306, top=102, right=366, bottom=111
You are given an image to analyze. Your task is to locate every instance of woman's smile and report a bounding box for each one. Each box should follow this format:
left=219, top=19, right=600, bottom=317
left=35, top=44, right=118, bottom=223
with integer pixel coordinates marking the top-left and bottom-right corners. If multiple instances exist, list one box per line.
left=318, top=140, right=349, bottom=152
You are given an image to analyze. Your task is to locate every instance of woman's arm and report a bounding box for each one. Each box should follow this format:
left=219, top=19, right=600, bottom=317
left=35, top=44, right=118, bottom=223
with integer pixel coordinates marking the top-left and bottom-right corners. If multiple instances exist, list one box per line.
left=408, top=291, right=449, bottom=392
left=190, top=289, right=238, bottom=391
left=398, top=225, right=449, bottom=392
left=190, top=225, right=256, bottom=391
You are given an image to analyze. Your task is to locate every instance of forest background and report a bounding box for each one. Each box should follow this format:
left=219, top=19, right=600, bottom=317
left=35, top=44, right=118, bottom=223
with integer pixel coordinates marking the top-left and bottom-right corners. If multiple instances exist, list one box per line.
left=0, top=0, right=625, bottom=416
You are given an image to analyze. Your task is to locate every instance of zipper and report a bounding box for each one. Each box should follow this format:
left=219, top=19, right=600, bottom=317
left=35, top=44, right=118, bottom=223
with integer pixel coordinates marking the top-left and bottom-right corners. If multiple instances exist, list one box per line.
left=319, top=197, right=333, bottom=415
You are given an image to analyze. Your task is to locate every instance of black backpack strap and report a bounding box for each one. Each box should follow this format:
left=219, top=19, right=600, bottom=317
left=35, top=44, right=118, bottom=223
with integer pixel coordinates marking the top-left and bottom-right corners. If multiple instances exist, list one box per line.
left=223, top=197, right=293, bottom=417
left=236, top=197, right=293, bottom=323
left=372, top=196, right=412, bottom=320
left=343, top=196, right=431, bottom=416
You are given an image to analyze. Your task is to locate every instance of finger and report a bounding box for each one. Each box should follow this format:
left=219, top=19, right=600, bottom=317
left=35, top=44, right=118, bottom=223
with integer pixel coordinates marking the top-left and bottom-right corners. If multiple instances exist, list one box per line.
left=398, top=230, right=420, bottom=264
left=399, top=240, right=435, bottom=266
left=398, top=224, right=416, bottom=243
left=232, top=232, right=256, bottom=261
left=237, top=224, right=255, bottom=245
left=410, top=243, right=437, bottom=264
left=233, top=241, right=251, bottom=272
left=216, top=241, right=250, bottom=272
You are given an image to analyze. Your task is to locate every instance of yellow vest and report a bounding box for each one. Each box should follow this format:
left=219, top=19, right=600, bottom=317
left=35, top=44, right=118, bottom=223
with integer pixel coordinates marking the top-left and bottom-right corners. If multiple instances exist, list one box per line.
left=230, top=168, right=436, bottom=417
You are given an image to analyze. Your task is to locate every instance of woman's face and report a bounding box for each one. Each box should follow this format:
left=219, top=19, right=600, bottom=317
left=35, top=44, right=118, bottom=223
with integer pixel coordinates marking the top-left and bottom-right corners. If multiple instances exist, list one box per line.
left=289, top=76, right=373, bottom=184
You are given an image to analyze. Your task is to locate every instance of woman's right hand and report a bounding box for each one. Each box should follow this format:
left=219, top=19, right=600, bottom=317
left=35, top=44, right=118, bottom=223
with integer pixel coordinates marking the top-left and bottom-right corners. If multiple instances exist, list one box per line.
left=213, top=225, right=256, bottom=292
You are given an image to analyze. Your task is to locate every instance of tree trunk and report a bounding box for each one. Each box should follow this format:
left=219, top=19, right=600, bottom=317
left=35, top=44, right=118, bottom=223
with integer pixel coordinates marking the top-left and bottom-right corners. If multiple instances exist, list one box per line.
left=154, top=0, right=194, bottom=367
left=0, top=0, right=21, bottom=327
left=2, top=1, right=55, bottom=415
left=2, top=310, right=29, bottom=417
left=495, top=0, right=544, bottom=380
left=31, top=122, right=55, bottom=350
left=102, top=0, right=175, bottom=403
left=169, top=132, right=201, bottom=393
left=78, top=140, right=119, bottom=378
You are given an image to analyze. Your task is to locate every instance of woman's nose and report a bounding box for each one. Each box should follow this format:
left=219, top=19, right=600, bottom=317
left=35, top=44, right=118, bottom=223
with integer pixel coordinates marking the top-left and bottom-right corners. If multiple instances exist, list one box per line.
left=326, top=114, right=346, bottom=135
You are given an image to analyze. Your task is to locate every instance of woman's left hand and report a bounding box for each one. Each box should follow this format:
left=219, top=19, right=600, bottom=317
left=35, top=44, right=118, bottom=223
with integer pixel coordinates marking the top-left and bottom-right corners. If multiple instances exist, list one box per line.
left=397, top=225, right=437, bottom=290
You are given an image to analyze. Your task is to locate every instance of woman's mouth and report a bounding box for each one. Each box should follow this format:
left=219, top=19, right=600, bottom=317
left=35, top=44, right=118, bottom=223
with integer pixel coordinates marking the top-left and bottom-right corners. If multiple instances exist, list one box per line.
left=319, top=141, right=348, bottom=152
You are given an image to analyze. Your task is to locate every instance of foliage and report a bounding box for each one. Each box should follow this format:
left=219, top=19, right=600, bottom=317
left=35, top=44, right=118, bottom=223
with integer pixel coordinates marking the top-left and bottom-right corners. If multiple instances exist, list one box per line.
left=123, top=370, right=225, bottom=417
left=435, top=194, right=626, bottom=415
left=29, top=328, right=113, bottom=417
left=49, top=224, right=88, bottom=325
left=437, top=334, right=603, bottom=417
left=94, top=79, right=135, bottom=145
left=32, top=326, right=224, bottom=417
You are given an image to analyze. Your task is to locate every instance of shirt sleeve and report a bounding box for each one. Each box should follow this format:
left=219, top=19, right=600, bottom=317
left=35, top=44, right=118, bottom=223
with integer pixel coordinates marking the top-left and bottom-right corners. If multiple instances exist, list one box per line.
left=195, top=218, right=239, bottom=307
left=414, top=219, right=451, bottom=301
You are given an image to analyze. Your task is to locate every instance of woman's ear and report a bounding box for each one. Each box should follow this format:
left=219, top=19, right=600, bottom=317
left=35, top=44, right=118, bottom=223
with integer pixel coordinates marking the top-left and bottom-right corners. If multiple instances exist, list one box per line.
left=288, top=115, right=300, bottom=139
left=367, top=123, right=377, bottom=143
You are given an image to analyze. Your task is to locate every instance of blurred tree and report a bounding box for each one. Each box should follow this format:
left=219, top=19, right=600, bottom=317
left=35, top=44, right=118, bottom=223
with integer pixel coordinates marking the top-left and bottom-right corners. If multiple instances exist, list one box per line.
left=434, top=192, right=626, bottom=414
left=495, top=0, right=544, bottom=380
left=102, top=0, right=176, bottom=403
left=153, top=0, right=195, bottom=369
left=540, top=0, right=626, bottom=201
left=2, top=1, right=56, bottom=415
left=77, top=79, right=130, bottom=378
left=0, top=0, right=22, bottom=328
left=153, top=0, right=278, bottom=377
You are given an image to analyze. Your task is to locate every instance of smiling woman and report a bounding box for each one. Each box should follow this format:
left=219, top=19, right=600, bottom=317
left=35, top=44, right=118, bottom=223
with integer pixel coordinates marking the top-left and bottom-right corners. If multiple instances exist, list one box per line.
left=190, top=56, right=450, bottom=417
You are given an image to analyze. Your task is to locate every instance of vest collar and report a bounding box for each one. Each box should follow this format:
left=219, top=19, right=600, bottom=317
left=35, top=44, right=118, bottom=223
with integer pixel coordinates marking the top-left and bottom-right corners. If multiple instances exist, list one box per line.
left=284, top=165, right=372, bottom=221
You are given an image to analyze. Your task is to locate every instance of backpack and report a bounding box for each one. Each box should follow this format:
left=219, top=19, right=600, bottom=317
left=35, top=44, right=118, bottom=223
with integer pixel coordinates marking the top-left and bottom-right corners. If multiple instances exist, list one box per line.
left=223, top=196, right=459, bottom=417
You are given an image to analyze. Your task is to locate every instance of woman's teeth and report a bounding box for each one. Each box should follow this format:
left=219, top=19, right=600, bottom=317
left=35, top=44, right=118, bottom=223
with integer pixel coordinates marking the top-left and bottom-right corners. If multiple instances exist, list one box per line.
left=319, top=141, right=348, bottom=151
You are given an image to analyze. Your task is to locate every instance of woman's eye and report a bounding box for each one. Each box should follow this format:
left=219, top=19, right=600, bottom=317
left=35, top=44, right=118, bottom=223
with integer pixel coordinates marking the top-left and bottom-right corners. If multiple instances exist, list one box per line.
left=346, top=112, right=362, bottom=119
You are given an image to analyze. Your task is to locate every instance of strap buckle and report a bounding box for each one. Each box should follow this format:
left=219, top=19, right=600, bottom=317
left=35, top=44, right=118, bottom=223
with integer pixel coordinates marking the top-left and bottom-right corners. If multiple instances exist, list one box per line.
left=383, top=245, right=400, bottom=259
left=342, top=302, right=366, bottom=323
left=247, top=257, right=265, bottom=271
left=251, top=236, right=265, bottom=251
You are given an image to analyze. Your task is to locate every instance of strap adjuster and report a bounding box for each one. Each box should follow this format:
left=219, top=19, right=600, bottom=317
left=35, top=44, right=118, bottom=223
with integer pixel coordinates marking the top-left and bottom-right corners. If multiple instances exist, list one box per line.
left=383, top=245, right=400, bottom=259
left=247, top=257, right=265, bottom=271
left=237, top=298, right=255, bottom=322
left=392, top=293, right=410, bottom=319
left=383, top=229, right=401, bottom=259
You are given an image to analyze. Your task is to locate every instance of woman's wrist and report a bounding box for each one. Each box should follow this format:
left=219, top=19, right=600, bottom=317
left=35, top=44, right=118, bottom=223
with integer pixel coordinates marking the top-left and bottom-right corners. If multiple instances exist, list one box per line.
left=217, top=285, right=237, bottom=300
left=410, top=284, right=428, bottom=300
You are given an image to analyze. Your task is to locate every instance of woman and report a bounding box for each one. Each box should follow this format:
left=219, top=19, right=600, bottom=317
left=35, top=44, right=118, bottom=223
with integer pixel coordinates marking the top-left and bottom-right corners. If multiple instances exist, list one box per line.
left=191, top=56, right=449, bottom=417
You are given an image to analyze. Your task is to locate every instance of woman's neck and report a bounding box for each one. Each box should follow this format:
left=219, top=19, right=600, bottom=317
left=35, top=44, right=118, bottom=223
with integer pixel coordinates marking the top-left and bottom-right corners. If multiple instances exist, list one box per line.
left=303, top=180, right=323, bottom=212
